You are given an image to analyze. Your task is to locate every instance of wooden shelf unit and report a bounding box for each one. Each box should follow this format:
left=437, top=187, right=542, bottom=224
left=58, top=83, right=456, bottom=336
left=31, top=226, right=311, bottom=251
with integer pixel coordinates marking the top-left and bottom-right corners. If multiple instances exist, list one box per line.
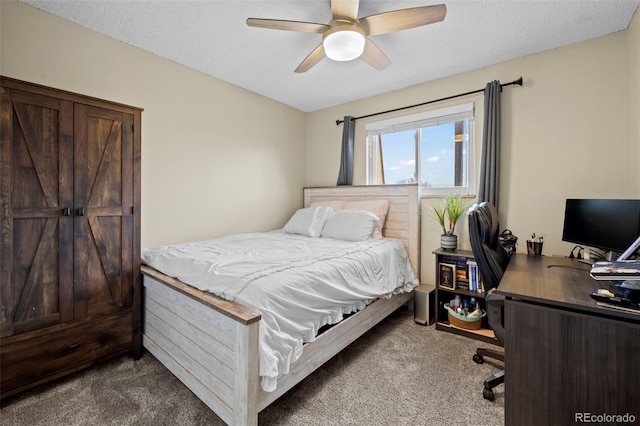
left=432, top=248, right=500, bottom=346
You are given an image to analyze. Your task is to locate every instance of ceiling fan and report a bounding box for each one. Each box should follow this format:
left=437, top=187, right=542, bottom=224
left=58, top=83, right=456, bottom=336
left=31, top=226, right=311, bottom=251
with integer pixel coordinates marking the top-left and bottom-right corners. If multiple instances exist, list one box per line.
left=246, top=0, right=447, bottom=73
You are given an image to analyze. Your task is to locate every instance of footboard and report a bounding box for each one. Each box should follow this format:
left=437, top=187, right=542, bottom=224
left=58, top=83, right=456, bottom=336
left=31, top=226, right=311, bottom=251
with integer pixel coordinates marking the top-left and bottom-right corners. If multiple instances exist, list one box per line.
left=142, top=266, right=261, bottom=426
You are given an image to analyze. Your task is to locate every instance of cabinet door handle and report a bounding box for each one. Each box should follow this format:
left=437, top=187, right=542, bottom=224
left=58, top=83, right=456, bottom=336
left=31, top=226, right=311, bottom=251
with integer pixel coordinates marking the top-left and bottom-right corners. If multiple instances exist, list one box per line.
left=77, top=207, right=86, bottom=216
left=68, top=343, right=80, bottom=351
left=62, top=207, right=71, bottom=216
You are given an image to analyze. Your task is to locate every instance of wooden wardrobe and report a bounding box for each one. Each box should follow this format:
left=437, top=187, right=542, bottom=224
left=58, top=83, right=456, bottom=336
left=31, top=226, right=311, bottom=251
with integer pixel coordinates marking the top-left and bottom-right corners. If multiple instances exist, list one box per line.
left=0, top=77, right=142, bottom=399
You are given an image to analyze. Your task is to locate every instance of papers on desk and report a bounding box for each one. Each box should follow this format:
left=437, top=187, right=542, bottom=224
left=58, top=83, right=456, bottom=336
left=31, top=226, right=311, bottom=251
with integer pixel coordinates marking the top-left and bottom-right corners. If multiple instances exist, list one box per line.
left=590, top=260, right=640, bottom=281
left=590, top=291, right=640, bottom=312
left=596, top=302, right=640, bottom=315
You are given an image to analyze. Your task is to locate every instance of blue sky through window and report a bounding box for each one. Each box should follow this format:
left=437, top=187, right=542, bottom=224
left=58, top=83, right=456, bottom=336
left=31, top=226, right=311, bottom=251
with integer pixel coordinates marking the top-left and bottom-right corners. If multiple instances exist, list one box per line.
left=380, top=122, right=463, bottom=187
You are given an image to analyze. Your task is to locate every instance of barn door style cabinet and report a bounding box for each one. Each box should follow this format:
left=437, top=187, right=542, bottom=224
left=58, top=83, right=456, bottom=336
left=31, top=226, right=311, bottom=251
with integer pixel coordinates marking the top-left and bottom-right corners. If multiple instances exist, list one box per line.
left=0, top=77, right=142, bottom=399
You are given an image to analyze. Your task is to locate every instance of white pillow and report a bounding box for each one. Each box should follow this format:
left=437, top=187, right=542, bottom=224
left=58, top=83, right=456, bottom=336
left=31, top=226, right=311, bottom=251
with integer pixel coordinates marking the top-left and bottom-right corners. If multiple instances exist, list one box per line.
left=321, top=210, right=379, bottom=242
left=311, top=199, right=389, bottom=239
left=283, top=206, right=334, bottom=237
left=342, top=199, right=389, bottom=239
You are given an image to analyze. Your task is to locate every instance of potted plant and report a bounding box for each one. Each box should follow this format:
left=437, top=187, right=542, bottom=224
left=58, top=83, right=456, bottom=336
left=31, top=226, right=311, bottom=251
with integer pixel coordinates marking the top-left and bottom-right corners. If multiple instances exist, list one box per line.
left=432, top=194, right=473, bottom=251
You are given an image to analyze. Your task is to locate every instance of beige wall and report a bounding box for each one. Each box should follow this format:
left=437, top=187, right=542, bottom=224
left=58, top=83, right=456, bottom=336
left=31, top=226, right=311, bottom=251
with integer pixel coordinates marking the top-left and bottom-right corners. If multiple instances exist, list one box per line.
left=627, top=9, right=640, bottom=197
left=0, top=1, right=307, bottom=249
left=3, top=1, right=638, bottom=285
left=306, top=32, right=633, bottom=283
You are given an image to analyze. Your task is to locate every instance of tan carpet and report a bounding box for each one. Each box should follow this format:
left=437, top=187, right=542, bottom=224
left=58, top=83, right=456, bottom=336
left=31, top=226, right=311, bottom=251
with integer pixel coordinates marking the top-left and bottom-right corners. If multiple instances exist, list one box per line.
left=1, top=307, right=504, bottom=425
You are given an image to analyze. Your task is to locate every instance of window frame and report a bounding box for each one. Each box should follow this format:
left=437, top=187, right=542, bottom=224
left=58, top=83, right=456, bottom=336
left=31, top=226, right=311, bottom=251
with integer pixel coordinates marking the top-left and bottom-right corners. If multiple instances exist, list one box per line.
left=365, top=103, right=475, bottom=197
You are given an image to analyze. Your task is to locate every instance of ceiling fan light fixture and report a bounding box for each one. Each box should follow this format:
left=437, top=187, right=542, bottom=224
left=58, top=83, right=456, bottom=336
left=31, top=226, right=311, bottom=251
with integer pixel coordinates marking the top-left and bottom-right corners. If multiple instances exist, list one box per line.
left=323, top=24, right=366, bottom=62
left=248, top=2, right=448, bottom=72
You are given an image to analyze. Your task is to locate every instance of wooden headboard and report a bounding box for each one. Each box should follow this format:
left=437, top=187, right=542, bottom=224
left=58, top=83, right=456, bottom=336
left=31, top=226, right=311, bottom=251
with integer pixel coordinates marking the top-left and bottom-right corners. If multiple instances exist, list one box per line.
left=303, top=184, right=420, bottom=277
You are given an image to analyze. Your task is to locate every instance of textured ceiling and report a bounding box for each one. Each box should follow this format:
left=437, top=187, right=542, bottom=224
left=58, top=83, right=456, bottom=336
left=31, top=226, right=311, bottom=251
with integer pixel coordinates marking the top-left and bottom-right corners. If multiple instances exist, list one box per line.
left=21, top=0, right=640, bottom=112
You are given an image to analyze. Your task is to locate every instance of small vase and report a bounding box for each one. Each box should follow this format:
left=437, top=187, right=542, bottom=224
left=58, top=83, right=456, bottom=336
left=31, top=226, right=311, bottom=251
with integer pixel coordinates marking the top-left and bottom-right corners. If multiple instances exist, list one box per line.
left=441, top=234, right=458, bottom=251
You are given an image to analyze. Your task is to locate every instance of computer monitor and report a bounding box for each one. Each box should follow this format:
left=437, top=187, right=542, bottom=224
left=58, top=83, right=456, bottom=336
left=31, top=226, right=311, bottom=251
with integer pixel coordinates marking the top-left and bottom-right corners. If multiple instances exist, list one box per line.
left=562, top=199, right=640, bottom=259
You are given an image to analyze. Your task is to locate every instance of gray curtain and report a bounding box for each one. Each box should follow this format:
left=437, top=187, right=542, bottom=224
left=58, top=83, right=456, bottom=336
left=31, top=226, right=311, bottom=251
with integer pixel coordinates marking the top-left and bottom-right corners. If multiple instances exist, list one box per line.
left=478, top=81, right=501, bottom=210
left=337, top=116, right=355, bottom=186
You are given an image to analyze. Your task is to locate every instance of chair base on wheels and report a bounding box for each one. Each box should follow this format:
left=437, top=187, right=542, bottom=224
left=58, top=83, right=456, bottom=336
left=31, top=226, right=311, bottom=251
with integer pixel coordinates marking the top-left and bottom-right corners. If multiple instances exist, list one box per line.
left=482, top=369, right=504, bottom=401
left=473, top=348, right=505, bottom=401
left=475, top=347, right=504, bottom=363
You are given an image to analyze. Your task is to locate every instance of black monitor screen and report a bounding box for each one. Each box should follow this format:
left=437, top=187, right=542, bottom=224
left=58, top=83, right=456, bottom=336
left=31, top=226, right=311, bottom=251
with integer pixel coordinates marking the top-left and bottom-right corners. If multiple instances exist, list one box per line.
left=562, top=199, right=640, bottom=253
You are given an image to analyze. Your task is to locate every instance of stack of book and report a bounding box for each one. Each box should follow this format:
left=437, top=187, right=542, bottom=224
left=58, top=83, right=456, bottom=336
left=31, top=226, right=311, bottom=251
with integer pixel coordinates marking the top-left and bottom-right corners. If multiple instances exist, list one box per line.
left=438, top=254, right=484, bottom=293
left=439, top=254, right=472, bottom=290
left=466, top=259, right=483, bottom=293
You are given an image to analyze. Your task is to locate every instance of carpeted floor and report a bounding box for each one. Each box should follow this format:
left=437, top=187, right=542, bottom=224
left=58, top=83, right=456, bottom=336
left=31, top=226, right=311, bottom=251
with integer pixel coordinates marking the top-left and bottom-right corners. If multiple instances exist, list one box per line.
left=1, top=307, right=504, bottom=425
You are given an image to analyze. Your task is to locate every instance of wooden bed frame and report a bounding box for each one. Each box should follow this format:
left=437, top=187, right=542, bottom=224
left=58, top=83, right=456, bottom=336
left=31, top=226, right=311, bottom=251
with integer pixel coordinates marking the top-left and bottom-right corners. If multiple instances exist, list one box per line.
left=140, top=185, right=420, bottom=425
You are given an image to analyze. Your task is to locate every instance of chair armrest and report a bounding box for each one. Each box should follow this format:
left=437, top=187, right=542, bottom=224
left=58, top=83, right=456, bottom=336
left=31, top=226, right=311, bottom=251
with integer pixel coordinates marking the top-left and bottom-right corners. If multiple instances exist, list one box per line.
left=486, top=289, right=505, bottom=344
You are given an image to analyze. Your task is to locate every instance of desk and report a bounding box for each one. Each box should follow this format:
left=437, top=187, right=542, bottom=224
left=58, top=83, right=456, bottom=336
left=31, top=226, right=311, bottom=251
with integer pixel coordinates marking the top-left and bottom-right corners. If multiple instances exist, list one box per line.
left=497, top=254, right=640, bottom=426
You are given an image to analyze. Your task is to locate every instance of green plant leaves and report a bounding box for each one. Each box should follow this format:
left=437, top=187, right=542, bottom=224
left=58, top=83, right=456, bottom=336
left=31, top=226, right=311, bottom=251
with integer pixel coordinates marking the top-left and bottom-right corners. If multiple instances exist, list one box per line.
left=432, top=194, right=474, bottom=235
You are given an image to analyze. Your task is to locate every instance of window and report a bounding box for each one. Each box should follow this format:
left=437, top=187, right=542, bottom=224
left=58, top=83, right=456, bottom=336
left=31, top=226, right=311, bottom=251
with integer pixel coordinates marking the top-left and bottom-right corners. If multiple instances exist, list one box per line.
left=366, top=103, right=474, bottom=196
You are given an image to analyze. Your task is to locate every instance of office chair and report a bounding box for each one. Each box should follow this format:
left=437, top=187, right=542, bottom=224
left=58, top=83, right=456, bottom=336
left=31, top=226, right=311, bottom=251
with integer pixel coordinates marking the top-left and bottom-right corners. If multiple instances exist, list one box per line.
left=468, top=202, right=511, bottom=401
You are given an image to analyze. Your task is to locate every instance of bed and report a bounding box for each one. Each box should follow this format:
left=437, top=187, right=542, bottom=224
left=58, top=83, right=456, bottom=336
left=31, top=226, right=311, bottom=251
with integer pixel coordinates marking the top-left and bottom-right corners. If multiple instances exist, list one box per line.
left=140, top=184, right=420, bottom=425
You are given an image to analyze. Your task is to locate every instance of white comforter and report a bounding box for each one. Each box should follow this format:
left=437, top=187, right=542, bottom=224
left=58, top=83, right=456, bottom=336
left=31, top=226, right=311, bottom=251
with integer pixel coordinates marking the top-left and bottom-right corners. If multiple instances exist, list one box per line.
left=142, top=230, right=418, bottom=392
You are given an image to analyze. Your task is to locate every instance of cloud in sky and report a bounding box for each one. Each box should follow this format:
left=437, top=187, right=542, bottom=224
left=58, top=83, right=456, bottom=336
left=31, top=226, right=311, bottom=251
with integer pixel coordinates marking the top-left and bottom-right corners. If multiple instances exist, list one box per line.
left=425, top=156, right=439, bottom=162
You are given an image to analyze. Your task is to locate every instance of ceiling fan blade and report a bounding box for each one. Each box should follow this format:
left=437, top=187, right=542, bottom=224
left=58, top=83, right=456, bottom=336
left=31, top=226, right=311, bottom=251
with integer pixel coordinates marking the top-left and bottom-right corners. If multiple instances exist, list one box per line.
left=360, top=4, right=447, bottom=36
left=331, top=0, right=360, bottom=21
left=295, top=44, right=326, bottom=73
left=246, top=18, right=329, bottom=34
left=359, top=38, right=391, bottom=71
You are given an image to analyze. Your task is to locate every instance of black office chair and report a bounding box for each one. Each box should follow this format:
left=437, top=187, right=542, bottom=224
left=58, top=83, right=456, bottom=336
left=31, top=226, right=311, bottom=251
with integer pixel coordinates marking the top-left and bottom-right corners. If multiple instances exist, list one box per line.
left=468, top=202, right=511, bottom=401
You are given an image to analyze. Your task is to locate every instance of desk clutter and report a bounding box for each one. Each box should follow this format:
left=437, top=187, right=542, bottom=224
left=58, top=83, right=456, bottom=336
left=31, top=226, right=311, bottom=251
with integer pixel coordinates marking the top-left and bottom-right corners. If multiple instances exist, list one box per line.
left=590, top=259, right=640, bottom=280
left=590, top=259, right=640, bottom=313
left=526, top=233, right=543, bottom=256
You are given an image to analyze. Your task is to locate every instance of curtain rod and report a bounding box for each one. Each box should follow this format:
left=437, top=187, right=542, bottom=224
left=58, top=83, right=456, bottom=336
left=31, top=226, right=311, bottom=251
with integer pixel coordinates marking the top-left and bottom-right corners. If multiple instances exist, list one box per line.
left=336, top=76, right=523, bottom=126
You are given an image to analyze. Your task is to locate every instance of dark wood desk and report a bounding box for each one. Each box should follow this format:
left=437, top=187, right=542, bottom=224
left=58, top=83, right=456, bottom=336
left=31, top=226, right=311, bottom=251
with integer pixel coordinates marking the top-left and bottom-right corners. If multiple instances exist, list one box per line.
left=497, top=254, right=640, bottom=426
